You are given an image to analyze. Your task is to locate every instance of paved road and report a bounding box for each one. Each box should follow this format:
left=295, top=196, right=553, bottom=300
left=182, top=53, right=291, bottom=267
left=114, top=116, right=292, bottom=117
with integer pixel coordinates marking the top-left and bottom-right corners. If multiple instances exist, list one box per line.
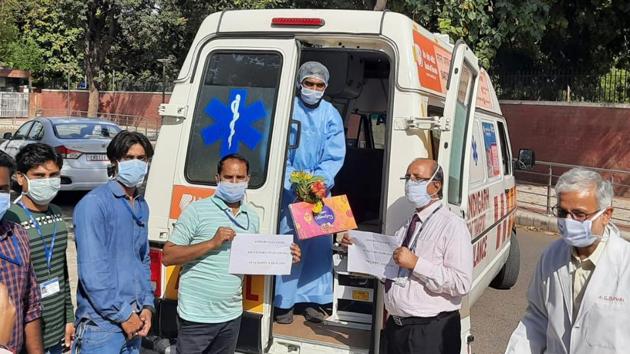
left=470, top=227, right=557, bottom=354
left=54, top=192, right=557, bottom=353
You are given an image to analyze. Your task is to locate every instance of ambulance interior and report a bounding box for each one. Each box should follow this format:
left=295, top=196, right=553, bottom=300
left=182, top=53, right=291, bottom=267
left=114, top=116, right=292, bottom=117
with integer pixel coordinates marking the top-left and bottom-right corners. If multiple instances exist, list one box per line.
left=272, top=47, right=391, bottom=350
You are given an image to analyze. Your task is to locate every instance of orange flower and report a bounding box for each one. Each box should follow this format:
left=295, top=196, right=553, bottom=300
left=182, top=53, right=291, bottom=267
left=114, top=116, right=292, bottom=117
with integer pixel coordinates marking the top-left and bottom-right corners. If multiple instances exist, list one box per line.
left=310, top=180, right=327, bottom=199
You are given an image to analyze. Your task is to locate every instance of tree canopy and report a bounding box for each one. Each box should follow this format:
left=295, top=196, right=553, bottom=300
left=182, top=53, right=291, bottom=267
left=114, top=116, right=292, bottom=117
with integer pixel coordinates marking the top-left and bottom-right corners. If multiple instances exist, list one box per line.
left=1, top=0, right=628, bottom=103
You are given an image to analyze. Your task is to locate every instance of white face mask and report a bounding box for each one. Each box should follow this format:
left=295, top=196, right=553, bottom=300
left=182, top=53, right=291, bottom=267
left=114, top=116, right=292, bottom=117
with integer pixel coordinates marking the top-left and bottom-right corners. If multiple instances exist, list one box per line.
left=24, top=176, right=61, bottom=205
left=405, top=167, right=439, bottom=208
left=300, top=86, right=325, bottom=105
left=557, top=209, right=607, bottom=247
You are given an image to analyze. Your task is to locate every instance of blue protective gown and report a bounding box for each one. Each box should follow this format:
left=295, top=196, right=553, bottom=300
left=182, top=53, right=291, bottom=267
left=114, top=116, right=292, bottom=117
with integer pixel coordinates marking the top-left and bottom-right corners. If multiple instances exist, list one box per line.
left=274, top=97, right=346, bottom=309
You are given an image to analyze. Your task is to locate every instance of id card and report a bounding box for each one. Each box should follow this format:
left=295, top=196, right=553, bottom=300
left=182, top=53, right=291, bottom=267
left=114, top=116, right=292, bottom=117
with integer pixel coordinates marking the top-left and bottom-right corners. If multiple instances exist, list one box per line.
left=40, top=277, right=60, bottom=298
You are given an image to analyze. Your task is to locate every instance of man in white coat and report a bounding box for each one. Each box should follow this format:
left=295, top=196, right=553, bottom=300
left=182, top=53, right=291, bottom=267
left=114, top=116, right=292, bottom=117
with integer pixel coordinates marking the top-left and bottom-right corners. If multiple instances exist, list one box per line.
left=505, top=167, right=630, bottom=354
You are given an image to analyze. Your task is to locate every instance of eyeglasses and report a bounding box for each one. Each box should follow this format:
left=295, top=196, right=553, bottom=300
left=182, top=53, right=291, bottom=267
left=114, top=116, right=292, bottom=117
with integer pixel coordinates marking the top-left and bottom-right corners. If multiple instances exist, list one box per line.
left=551, top=206, right=601, bottom=222
left=400, top=175, right=434, bottom=183
left=302, top=80, right=326, bottom=90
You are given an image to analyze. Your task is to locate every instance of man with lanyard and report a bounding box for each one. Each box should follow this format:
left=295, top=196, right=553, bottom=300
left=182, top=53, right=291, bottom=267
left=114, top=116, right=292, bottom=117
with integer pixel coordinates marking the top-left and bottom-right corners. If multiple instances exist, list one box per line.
left=343, top=158, right=473, bottom=354
left=72, top=131, right=155, bottom=354
left=4, top=143, right=73, bottom=354
left=0, top=151, right=43, bottom=353
left=162, top=154, right=301, bottom=354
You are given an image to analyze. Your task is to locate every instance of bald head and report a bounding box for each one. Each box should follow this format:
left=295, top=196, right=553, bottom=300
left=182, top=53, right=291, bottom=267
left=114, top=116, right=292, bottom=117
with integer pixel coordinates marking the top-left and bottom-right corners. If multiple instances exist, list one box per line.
left=406, top=158, right=443, bottom=197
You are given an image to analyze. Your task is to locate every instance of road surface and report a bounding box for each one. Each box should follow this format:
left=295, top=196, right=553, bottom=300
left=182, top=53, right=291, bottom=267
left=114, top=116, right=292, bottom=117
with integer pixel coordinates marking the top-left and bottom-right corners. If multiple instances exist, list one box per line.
left=471, top=228, right=557, bottom=354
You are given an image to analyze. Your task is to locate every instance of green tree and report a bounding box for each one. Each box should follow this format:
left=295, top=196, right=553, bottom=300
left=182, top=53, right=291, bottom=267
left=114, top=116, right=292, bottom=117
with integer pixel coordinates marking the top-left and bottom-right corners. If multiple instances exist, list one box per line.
left=18, top=0, right=84, bottom=86
left=0, top=0, right=20, bottom=66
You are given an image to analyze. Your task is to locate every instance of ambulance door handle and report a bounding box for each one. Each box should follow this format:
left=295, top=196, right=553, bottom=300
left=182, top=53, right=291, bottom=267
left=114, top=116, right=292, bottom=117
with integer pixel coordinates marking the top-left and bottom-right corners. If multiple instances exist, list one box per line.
left=288, top=119, right=301, bottom=149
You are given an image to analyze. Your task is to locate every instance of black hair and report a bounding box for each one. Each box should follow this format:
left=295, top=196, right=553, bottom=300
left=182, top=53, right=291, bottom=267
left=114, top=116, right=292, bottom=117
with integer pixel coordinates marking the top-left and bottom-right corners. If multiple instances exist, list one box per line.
left=432, top=161, right=444, bottom=198
left=0, top=151, right=16, bottom=176
left=432, top=163, right=444, bottom=183
left=106, top=130, right=154, bottom=163
left=217, top=154, right=250, bottom=175
left=16, top=143, right=63, bottom=174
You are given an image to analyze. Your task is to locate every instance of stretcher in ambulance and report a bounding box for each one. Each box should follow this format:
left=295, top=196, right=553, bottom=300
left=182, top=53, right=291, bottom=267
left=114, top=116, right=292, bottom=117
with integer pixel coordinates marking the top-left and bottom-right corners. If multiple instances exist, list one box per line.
left=145, top=9, right=535, bottom=354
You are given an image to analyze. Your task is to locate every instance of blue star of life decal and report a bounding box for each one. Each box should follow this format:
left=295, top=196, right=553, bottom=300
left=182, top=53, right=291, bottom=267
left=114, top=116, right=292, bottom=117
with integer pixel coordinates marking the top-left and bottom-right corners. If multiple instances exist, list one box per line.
left=201, top=88, right=266, bottom=156
left=472, top=137, right=479, bottom=166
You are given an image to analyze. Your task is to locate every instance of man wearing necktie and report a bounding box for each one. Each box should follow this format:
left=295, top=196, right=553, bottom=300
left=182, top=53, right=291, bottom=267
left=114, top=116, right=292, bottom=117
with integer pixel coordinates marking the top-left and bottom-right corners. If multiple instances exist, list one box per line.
left=343, top=158, right=473, bottom=354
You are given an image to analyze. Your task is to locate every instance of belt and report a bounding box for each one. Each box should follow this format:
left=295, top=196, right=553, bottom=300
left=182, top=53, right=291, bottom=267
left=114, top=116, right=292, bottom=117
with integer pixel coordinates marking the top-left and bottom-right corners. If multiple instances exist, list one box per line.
left=390, top=310, right=459, bottom=326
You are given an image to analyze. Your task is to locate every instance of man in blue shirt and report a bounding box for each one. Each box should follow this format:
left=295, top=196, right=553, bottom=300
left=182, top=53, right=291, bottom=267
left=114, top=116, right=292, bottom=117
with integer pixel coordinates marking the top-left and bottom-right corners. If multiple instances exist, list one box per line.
left=72, top=131, right=155, bottom=354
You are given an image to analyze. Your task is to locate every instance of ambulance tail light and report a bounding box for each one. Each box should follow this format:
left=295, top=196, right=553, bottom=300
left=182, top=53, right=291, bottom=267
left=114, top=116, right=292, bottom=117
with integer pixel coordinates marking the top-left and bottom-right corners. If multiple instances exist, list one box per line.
left=150, top=248, right=163, bottom=297
left=271, top=17, right=325, bottom=27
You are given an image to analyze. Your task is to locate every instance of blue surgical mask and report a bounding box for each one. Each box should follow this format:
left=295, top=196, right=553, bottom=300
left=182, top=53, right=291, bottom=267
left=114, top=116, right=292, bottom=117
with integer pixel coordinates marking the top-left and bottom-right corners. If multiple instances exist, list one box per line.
left=300, top=86, right=325, bottom=105
left=557, top=209, right=607, bottom=247
left=215, top=181, right=248, bottom=204
left=0, top=192, right=11, bottom=220
left=25, top=177, right=61, bottom=205
left=405, top=168, right=439, bottom=208
left=116, top=159, right=148, bottom=188
left=405, top=180, right=434, bottom=208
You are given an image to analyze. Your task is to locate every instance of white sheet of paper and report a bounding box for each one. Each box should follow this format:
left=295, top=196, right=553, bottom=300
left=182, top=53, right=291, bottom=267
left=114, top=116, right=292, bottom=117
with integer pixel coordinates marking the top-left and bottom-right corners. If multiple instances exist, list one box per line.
left=347, top=230, right=400, bottom=280
left=229, top=234, right=293, bottom=275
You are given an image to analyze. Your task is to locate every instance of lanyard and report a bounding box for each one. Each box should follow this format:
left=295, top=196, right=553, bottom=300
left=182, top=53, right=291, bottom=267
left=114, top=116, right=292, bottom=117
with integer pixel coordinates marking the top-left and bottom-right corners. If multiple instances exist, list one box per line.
left=223, top=209, right=249, bottom=230
left=121, top=198, right=145, bottom=227
left=407, top=205, right=442, bottom=252
left=396, top=205, right=442, bottom=279
left=0, top=234, right=22, bottom=266
left=19, top=203, right=57, bottom=273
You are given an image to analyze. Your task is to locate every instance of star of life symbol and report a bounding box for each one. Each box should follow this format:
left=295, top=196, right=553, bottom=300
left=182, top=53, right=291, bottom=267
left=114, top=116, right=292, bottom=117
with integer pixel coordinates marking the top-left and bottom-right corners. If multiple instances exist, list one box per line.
left=201, top=88, right=266, bottom=156
left=472, top=138, right=479, bottom=166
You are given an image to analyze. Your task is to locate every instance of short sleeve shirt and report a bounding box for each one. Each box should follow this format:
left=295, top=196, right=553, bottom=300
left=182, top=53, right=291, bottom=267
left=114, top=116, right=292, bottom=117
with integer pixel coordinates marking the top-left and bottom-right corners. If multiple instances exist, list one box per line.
left=169, top=196, right=259, bottom=323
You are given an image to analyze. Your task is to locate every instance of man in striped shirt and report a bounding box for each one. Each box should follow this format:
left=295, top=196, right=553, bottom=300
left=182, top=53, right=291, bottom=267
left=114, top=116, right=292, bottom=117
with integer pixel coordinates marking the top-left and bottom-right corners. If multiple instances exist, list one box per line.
left=0, top=151, right=43, bottom=353
left=5, top=143, right=73, bottom=354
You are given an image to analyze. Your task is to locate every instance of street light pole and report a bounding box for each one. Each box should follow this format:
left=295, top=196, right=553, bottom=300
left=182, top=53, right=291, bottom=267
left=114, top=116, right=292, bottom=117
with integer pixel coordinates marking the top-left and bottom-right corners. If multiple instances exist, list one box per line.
left=157, top=58, right=171, bottom=104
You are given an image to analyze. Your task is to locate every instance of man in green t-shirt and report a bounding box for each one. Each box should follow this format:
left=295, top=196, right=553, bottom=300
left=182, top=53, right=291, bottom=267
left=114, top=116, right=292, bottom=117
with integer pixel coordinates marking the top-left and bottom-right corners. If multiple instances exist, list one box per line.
left=4, top=143, right=74, bottom=354
left=162, top=154, right=301, bottom=354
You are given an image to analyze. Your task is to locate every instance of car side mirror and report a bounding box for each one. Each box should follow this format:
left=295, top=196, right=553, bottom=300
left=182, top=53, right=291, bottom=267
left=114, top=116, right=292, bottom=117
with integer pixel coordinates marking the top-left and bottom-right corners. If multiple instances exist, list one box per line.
left=3, top=132, right=12, bottom=140
left=514, top=149, right=535, bottom=170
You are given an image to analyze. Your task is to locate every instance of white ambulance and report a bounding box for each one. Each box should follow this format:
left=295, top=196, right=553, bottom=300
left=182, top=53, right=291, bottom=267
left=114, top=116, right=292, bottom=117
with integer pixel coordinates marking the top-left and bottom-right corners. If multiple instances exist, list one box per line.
left=145, top=8, right=535, bottom=354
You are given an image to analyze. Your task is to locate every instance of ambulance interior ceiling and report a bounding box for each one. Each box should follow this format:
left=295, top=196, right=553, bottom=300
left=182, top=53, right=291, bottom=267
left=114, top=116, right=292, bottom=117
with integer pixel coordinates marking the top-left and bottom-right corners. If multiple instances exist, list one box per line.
left=300, top=49, right=390, bottom=228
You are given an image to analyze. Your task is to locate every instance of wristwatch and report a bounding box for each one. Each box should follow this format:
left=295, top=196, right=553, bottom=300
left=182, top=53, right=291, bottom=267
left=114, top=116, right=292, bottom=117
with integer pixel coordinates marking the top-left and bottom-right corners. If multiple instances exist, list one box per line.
left=142, top=305, right=156, bottom=315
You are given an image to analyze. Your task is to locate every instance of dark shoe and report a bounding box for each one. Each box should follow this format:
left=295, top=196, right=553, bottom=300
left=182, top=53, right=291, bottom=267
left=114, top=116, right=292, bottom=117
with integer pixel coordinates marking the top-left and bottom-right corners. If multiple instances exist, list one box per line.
left=275, top=307, right=294, bottom=324
left=303, top=306, right=327, bottom=323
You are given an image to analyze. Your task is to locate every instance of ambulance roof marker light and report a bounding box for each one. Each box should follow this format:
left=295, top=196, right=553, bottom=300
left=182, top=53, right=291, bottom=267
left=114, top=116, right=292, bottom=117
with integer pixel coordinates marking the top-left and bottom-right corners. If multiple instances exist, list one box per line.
left=271, top=17, right=325, bottom=27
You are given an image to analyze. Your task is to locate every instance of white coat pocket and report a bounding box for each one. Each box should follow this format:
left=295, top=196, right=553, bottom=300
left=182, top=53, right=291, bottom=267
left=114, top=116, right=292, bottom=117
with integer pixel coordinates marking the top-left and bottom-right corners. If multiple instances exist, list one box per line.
left=584, top=302, right=629, bottom=351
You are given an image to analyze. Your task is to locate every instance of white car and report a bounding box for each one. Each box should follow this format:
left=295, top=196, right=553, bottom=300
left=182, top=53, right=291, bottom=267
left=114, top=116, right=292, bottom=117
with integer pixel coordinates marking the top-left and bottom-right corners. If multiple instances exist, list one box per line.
left=0, top=117, right=122, bottom=191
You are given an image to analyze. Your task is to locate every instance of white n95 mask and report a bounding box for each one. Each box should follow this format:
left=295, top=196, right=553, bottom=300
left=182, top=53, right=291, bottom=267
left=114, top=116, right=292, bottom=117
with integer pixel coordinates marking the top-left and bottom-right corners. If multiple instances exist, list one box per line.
left=557, top=209, right=607, bottom=247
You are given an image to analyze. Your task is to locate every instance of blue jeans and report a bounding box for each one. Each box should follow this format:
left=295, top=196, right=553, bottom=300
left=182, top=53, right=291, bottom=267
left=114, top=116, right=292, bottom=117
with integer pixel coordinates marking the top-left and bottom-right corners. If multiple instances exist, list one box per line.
left=45, top=343, right=63, bottom=354
left=71, top=321, right=141, bottom=354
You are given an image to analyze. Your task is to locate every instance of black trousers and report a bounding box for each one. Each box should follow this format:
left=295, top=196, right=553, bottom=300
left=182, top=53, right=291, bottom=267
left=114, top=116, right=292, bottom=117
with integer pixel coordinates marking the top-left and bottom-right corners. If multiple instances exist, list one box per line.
left=384, top=311, right=461, bottom=354
left=176, top=316, right=241, bottom=354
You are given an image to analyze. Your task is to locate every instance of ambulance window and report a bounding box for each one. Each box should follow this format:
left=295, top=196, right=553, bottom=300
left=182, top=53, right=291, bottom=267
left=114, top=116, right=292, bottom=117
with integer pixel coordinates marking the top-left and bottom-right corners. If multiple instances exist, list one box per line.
left=469, top=121, right=486, bottom=185
left=185, top=52, right=282, bottom=188
left=481, top=121, right=501, bottom=178
left=448, top=63, right=476, bottom=205
left=497, top=121, right=511, bottom=175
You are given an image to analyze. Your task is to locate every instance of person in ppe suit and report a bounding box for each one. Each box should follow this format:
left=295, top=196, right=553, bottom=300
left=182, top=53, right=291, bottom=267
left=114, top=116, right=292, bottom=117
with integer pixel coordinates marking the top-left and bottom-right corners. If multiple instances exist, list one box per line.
left=505, top=168, right=630, bottom=354
left=274, top=61, right=346, bottom=324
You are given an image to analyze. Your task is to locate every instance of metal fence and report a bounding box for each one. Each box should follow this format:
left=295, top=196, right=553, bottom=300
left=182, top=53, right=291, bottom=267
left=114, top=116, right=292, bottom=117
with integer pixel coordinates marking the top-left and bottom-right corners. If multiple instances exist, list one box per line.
left=0, top=92, right=29, bottom=118
left=495, top=70, right=630, bottom=103
left=66, top=110, right=161, bottom=141
left=515, top=160, right=630, bottom=229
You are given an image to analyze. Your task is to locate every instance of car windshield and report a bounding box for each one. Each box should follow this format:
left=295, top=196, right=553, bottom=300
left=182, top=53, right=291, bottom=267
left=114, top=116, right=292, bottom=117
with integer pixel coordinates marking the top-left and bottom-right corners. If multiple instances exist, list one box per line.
left=53, top=123, right=121, bottom=139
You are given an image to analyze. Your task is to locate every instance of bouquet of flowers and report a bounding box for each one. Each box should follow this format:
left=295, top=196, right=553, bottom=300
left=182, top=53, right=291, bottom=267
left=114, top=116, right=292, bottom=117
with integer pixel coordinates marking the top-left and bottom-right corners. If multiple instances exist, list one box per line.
left=290, top=171, right=327, bottom=214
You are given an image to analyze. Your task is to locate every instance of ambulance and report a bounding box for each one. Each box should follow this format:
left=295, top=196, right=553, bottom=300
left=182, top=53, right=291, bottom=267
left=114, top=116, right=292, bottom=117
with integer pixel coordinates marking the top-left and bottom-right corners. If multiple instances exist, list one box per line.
left=145, top=8, right=535, bottom=354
